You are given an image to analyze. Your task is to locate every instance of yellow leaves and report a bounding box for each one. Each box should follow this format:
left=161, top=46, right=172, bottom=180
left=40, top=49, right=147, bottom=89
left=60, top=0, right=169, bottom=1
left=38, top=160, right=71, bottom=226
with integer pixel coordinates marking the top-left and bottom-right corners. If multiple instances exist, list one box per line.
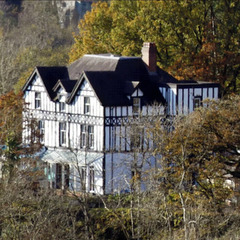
left=69, top=1, right=113, bottom=63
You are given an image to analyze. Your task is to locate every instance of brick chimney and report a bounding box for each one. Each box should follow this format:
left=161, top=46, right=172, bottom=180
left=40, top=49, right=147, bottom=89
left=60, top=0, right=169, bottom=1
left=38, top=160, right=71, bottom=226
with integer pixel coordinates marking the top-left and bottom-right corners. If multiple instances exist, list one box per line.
left=141, top=42, right=157, bottom=72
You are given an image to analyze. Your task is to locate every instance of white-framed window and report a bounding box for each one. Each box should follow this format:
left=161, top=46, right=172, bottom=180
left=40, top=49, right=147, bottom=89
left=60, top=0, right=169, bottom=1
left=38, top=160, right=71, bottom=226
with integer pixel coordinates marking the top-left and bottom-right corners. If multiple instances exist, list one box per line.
left=38, top=120, right=45, bottom=143
left=84, top=97, right=90, bottom=114
left=88, top=126, right=94, bottom=148
left=81, top=125, right=94, bottom=149
left=59, top=122, right=66, bottom=146
left=132, top=97, right=141, bottom=116
left=89, top=166, right=95, bottom=191
left=193, top=96, right=202, bottom=109
left=35, top=92, right=41, bottom=109
left=81, top=125, right=87, bottom=148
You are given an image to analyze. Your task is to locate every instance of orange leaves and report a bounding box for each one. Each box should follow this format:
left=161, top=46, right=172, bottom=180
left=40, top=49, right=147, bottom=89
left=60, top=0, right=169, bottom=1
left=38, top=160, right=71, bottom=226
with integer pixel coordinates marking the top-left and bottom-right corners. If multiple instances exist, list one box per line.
left=0, top=91, right=24, bottom=142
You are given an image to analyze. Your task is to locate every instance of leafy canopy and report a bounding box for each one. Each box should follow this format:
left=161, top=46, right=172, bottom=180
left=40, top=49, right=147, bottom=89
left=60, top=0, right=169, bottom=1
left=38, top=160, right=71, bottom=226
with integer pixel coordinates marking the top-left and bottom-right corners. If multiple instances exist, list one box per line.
left=70, top=0, right=240, bottom=93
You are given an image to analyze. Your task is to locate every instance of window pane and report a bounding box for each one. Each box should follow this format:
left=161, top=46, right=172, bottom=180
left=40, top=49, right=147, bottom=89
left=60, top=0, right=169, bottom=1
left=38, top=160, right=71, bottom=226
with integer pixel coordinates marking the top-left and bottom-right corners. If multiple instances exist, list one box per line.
left=38, top=120, right=44, bottom=143
left=56, top=163, right=62, bottom=189
left=88, top=126, right=94, bottom=148
left=81, top=125, right=87, bottom=148
left=133, top=98, right=141, bottom=116
left=84, top=97, right=90, bottom=114
left=64, top=165, right=70, bottom=189
left=81, top=125, right=94, bottom=149
left=194, top=96, right=202, bottom=109
left=90, top=166, right=94, bottom=191
left=35, top=92, right=41, bottom=109
left=81, top=167, right=86, bottom=191
left=59, top=122, right=66, bottom=146
left=59, top=102, right=65, bottom=112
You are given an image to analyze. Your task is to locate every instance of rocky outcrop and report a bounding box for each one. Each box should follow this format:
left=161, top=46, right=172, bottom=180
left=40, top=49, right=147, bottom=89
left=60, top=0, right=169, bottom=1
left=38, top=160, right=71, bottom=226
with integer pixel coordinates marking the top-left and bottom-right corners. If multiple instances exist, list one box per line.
left=54, top=0, right=92, bottom=28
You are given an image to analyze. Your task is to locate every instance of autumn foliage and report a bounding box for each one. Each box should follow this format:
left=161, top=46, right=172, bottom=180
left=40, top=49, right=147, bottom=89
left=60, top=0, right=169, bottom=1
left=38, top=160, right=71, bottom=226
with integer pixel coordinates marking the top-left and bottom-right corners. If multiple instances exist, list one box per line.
left=70, top=0, right=240, bottom=94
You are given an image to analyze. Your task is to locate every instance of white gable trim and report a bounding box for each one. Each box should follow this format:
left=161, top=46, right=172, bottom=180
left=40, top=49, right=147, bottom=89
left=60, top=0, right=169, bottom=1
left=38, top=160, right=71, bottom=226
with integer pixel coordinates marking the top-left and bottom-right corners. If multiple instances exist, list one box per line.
left=131, top=88, right=143, bottom=97
left=23, top=68, right=52, bottom=101
left=67, top=72, right=103, bottom=106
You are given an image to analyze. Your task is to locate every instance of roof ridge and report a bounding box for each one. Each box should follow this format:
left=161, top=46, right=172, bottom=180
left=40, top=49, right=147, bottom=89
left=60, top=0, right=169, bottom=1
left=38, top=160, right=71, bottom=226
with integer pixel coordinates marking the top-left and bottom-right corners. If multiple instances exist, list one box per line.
left=84, top=54, right=120, bottom=59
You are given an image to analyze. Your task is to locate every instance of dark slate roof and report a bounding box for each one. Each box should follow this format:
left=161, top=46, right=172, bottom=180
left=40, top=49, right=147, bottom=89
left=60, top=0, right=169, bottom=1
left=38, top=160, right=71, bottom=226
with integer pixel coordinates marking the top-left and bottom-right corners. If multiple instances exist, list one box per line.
left=22, top=66, right=69, bottom=100
left=68, top=55, right=121, bottom=80
left=23, top=54, right=181, bottom=106
left=155, top=67, right=179, bottom=83
left=66, top=55, right=166, bottom=106
left=53, top=79, right=77, bottom=93
left=36, top=67, right=69, bottom=99
left=84, top=71, right=132, bottom=106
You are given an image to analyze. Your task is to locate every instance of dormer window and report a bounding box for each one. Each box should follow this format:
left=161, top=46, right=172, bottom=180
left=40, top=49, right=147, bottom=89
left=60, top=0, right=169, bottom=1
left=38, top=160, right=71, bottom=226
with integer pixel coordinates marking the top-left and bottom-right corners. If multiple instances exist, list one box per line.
left=59, top=102, right=65, bottom=112
left=35, top=92, right=41, bottom=109
left=84, top=97, right=90, bottom=114
left=193, top=96, right=202, bottom=109
left=133, top=98, right=141, bottom=116
left=58, top=94, right=66, bottom=112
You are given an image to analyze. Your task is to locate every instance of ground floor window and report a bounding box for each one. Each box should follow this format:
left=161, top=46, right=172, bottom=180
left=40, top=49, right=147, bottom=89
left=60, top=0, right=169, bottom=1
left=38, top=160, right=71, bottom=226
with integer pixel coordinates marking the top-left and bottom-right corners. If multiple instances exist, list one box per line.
left=56, top=163, right=70, bottom=190
left=64, top=165, right=70, bottom=189
left=89, top=166, right=95, bottom=191
left=56, top=163, right=62, bottom=189
left=81, top=167, right=86, bottom=191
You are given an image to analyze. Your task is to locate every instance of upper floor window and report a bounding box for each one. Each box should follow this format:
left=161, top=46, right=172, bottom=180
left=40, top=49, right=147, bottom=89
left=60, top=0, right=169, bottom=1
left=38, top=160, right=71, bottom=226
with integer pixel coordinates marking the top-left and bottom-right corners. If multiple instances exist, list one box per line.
left=81, top=125, right=94, bottom=149
left=59, top=102, right=66, bottom=112
left=133, top=98, right=141, bottom=116
left=193, top=96, right=202, bottom=109
left=88, top=126, right=94, bottom=148
left=38, top=120, right=45, bottom=143
left=35, top=92, right=41, bottom=109
left=59, top=122, right=66, bottom=146
left=84, top=97, right=90, bottom=114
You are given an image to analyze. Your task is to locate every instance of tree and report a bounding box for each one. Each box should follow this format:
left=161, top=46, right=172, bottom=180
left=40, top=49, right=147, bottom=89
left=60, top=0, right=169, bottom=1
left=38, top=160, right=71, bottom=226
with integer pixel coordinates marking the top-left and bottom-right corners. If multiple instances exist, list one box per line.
left=151, top=96, right=240, bottom=239
left=0, top=91, right=42, bottom=183
left=70, top=0, right=240, bottom=93
left=69, top=1, right=113, bottom=62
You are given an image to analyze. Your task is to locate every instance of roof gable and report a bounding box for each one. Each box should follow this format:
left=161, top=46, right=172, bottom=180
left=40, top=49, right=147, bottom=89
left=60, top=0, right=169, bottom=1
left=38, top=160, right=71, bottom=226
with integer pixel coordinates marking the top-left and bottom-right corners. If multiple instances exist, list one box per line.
left=22, top=66, right=69, bottom=100
left=67, top=72, right=102, bottom=105
left=53, top=79, right=77, bottom=93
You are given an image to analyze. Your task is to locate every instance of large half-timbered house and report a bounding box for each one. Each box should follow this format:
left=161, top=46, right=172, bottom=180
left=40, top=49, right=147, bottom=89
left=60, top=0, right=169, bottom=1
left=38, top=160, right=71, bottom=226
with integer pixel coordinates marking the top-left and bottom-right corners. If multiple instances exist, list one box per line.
left=22, top=42, right=220, bottom=194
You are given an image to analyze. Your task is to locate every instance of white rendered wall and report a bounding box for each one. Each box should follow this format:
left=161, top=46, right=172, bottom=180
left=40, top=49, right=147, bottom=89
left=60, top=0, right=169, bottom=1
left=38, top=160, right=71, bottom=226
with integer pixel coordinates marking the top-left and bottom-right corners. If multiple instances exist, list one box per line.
left=104, top=152, right=157, bottom=194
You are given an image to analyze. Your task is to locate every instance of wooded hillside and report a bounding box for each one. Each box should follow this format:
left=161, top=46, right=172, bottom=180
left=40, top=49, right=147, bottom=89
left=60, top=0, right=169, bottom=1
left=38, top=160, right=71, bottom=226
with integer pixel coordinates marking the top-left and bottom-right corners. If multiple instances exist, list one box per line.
left=0, top=0, right=73, bottom=94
